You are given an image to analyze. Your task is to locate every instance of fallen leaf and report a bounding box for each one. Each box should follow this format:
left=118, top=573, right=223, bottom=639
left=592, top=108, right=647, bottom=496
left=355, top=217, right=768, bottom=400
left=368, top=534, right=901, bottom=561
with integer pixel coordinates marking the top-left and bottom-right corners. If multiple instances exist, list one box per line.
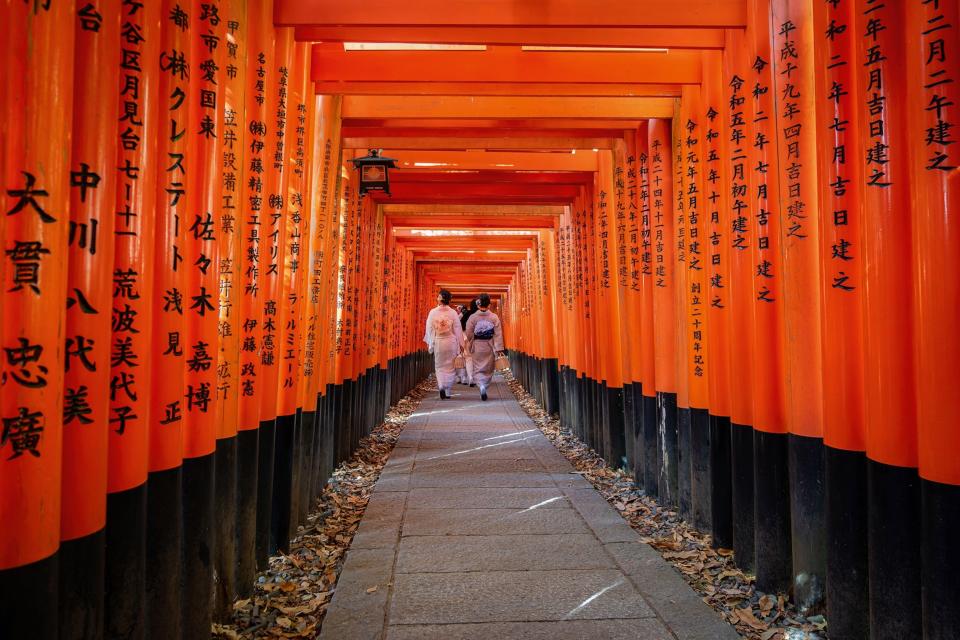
left=366, top=586, right=378, bottom=594
left=735, top=607, right=769, bottom=631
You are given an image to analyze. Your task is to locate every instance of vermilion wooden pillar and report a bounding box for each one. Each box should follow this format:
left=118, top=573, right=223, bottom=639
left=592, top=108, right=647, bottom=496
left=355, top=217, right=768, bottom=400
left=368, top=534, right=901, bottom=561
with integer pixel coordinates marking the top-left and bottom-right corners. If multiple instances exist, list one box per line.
left=0, top=2, right=74, bottom=638
left=211, top=0, right=247, bottom=621
left=811, top=0, right=869, bottom=634
left=907, top=0, right=960, bottom=637
left=146, top=3, right=191, bottom=636
left=232, top=0, right=266, bottom=603
left=673, top=105, right=692, bottom=520
left=854, top=2, right=923, bottom=636
left=105, top=0, right=160, bottom=636
left=681, top=84, right=712, bottom=533
left=637, top=126, right=659, bottom=496
left=59, top=3, right=120, bottom=637
left=701, top=48, right=734, bottom=550
left=181, top=1, right=225, bottom=635
left=771, top=0, right=826, bottom=608
left=723, top=27, right=757, bottom=573
left=747, top=0, right=791, bottom=594
left=649, top=118, right=679, bottom=507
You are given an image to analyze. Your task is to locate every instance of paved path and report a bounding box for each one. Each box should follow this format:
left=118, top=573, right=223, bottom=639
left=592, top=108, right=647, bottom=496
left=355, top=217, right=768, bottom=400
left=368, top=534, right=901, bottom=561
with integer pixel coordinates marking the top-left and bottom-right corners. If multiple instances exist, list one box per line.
left=319, top=377, right=741, bottom=640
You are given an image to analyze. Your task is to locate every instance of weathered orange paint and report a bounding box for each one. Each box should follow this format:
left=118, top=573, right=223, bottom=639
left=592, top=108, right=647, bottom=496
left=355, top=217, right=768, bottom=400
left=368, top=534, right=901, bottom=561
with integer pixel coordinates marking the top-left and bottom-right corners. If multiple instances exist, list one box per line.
left=61, top=0, right=120, bottom=541
left=682, top=85, right=710, bottom=410
left=649, top=118, right=677, bottom=394
left=908, top=0, right=960, bottom=485
left=0, top=0, right=74, bottom=569
left=237, top=0, right=275, bottom=432
left=277, top=42, right=310, bottom=418
left=149, top=0, right=191, bottom=471
left=855, top=0, right=917, bottom=468
left=702, top=49, right=733, bottom=419
left=811, top=0, right=866, bottom=453
left=215, top=0, right=248, bottom=441
left=773, top=0, right=824, bottom=439
left=182, top=0, right=225, bottom=460
left=108, top=0, right=160, bottom=491
left=638, top=125, right=657, bottom=398
left=747, top=0, right=786, bottom=435
left=724, top=28, right=755, bottom=428
left=258, top=26, right=293, bottom=426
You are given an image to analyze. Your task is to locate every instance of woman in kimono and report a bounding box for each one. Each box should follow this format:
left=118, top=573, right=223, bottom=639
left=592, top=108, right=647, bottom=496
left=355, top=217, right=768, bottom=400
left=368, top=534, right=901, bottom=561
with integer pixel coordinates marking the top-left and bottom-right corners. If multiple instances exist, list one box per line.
left=460, top=298, right=479, bottom=386
left=424, top=289, right=463, bottom=399
left=465, top=293, right=505, bottom=401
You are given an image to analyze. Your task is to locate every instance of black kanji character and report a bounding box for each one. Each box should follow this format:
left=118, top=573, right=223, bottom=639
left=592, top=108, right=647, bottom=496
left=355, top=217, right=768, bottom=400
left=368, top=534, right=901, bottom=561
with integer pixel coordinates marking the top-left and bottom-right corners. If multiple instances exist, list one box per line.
left=4, top=338, right=47, bottom=387
left=6, top=171, right=54, bottom=223
left=1, top=406, right=44, bottom=459
left=64, top=386, right=94, bottom=425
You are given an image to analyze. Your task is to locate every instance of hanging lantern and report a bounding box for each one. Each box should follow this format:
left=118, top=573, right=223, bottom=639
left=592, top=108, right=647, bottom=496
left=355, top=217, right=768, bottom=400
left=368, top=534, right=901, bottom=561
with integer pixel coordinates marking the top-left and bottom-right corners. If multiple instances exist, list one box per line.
left=352, top=149, right=398, bottom=197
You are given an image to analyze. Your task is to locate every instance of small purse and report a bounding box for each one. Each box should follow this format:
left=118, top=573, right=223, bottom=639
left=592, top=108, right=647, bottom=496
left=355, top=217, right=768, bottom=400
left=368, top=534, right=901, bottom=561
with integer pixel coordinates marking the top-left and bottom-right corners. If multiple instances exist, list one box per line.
left=494, top=353, right=509, bottom=371
left=453, top=354, right=465, bottom=369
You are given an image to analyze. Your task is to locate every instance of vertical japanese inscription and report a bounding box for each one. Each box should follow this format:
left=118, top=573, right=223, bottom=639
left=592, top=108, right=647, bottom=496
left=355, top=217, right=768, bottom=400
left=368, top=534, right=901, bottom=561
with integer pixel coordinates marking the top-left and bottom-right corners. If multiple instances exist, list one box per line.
left=109, top=0, right=159, bottom=489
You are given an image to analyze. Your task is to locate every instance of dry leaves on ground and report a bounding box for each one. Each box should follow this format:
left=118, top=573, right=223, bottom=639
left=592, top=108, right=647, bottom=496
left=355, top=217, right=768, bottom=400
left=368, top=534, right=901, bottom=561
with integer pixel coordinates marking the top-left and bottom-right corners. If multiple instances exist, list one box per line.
left=212, top=378, right=433, bottom=639
left=502, top=371, right=827, bottom=640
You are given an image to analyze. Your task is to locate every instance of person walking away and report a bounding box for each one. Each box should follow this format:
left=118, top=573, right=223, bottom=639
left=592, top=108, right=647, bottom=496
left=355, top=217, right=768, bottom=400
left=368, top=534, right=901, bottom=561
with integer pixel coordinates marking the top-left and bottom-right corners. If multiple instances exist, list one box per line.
left=460, top=298, right=479, bottom=386
left=465, top=293, right=504, bottom=401
left=424, top=289, right=463, bottom=399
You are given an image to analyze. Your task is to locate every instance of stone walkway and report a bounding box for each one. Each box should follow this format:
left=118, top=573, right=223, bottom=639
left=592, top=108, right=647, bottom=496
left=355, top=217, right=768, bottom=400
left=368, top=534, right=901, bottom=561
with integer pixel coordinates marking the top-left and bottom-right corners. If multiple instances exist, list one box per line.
left=319, top=377, right=741, bottom=640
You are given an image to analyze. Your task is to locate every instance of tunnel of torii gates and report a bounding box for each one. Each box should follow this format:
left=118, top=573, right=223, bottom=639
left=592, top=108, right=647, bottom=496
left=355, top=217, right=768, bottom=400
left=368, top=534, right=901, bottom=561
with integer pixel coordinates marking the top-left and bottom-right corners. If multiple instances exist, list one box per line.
left=0, top=0, right=958, bottom=638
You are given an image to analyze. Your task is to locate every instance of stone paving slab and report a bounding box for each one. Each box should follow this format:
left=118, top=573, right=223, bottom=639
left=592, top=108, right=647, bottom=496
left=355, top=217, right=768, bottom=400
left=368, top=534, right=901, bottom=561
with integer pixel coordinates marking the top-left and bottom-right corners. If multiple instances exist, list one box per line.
left=386, top=619, right=674, bottom=640
left=408, top=470, right=559, bottom=488
left=400, top=507, right=592, bottom=537
left=395, top=534, right=616, bottom=573
left=406, top=487, right=569, bottom=510
left=389, top=570, right=654, bottom=624
left=319, top=377, right=740, bottom=640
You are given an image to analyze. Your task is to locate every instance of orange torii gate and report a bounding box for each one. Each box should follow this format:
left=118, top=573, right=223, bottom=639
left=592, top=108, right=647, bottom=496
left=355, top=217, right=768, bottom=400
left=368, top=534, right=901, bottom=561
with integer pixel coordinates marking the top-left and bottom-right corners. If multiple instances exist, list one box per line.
left=1, top=1, right=958, bottom=639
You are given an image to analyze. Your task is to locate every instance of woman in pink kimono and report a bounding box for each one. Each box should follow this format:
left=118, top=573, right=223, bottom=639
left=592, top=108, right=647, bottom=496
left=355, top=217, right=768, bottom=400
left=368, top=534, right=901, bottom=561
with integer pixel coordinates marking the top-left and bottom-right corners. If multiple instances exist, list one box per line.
left=423, top=289, right=463, bottom=399
left=465, top=293, right=505, bottom=401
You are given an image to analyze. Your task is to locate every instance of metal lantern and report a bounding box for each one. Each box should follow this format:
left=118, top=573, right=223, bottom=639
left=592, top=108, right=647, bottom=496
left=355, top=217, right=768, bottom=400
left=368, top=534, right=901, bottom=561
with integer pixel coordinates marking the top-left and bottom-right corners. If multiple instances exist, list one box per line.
left=352, top=149, right=398, bottom=197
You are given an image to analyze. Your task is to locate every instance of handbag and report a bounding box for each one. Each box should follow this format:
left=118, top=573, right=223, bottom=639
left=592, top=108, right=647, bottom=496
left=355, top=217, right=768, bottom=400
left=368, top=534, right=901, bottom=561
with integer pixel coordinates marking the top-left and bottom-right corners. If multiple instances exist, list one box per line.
left=453, top=354, right=465, bottom=369
left=494, top=353, right=509, bottom=371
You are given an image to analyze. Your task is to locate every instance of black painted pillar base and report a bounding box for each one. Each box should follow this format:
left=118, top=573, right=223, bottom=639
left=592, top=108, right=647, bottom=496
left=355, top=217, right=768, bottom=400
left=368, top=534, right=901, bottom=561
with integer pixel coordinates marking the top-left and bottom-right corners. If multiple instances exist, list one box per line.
left=922, top=477, right=960, bottom=640
left=145, top=465, right=182, bottom=640
left=288, top=410, right=303, bottom=539
left=182, top=453, right=215, bottom=640
left=105, top=482, right=147, bottom=640
left=0, top=552, right=58, bottom=640
left=629, top=383, right=643, bottom=484
left=59, top=530, right=104, bottom=640
left=730, top=422, right=755, bottom=573
left=825, top=446, right=868, bottom=640
left=677, top=405, right=693, bottom=521
left=606, top=385, right=626, bottom=470
left=255, top=418, right=276, bottom=570
left=545, top=358, right=560, bottom=416
left=622, top=382, right=636, bottom=475
left=236, top=429, right=258, bottom=599
left=689, top=407, right=712, bottom=532
left=709, top=414, right=733, bottom=549
left=213, top=436, right=238, bottom=622
left=301, top=409, right=317, bottom=523
left=787, top=433, right=826, bottom=613
left=657, top=391, right=679, bottom=507
left=868, top=459, right=921, bottom=640
left=642, top=392, right=659, bottom=497
left=271, top=413, right=296, bottom=555
left=753, top=430, right=792, bottom=594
